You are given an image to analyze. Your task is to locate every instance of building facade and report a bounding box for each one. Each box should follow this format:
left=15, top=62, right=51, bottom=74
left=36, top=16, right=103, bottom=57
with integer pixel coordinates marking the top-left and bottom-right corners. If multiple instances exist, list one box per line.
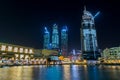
left=102, top=47, right=120, bottom=59
left=81, top=7, right=101, bottom=60
left=0, top=42, right=34, bottom=60
left=61, top=26, right=68, bottom=56
left=43, top=27, right=50, bottom=49
left=52, top=24, right=59, bottom=49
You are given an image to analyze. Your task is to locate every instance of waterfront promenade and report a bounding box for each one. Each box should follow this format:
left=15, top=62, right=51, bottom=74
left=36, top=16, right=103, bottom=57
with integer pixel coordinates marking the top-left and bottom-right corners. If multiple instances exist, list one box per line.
left=1, top=58, right=120, bottom=67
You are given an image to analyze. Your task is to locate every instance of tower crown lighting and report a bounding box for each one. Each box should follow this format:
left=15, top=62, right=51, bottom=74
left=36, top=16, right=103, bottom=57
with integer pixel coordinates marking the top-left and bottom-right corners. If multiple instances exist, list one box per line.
left=44, top=27, right=49, bottom=34
left=62, top=26, right=68, bottom=32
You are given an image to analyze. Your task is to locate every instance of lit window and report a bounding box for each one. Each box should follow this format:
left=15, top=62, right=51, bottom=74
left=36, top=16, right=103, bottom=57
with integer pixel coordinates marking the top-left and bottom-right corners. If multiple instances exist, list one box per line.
left=25, top=49, right=28, bottom=53
left=8, top=46, right=13, bottom=51
left=14, top=47, right=18, bottom=52
left=20, top=54, right=24, bottom=59
left=29, top=49, right=33, bottom=53
left=1, top=45, right=6, bottom=51
left=2, top=53, right=6, bottom=55
left=15, top=54, right=19, bottom=58
left=19, top=48, right=23, bottom=53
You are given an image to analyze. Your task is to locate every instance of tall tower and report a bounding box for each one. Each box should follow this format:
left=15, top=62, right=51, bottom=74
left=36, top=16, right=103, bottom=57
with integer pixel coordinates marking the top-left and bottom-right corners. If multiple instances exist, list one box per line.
left=43, top=27, right=50, bottom=49
left=52, top=24, right=59, bottom=49
left=81, top=6, right=101, bottom=60
left=61, top=26, right=68, bottom=56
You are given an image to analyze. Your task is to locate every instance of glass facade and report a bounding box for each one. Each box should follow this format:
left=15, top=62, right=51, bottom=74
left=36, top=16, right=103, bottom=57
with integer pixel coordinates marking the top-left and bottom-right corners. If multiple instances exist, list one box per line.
left=61, top=26, right=68, bottom=56
left=43, top=27, right=50, bottom=49
left=52, top=24, right=59, bottom=49
left=81, top=7, right=101, bottom=60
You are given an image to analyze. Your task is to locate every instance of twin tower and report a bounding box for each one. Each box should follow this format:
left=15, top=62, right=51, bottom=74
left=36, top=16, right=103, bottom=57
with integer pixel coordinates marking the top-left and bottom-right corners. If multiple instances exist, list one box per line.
left=43, top=24, right=68, bottom=56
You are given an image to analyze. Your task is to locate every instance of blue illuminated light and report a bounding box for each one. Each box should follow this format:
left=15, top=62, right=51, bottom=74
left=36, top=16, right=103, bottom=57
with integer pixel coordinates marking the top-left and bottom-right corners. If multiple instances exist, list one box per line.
left=73, top=49, right=76, bottom=55
left=45, top=27, right=47, bottom=31
left=62, top=29, right=67, bottom=32
left=44, top=27, right=49, bottom=34
left=44, top=26, right=50, bottom=49
left=62, top=26, right=68, bottom=32
left=93, top=11, right=100, bottom=19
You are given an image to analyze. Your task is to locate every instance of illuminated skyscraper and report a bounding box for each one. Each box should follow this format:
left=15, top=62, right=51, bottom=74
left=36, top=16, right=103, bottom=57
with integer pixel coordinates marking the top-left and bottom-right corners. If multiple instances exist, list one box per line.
left=81, top=6, right=101, bottom=60
left=52, top=24, right=59, bottom=49
left=43, top=27, right=50, bottom=49
left=61, top=26, right=68, bottom=56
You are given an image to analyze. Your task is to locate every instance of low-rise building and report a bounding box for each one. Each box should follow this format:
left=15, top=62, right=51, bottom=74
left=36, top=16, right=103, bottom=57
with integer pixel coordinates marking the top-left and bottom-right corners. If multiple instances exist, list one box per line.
left=0, top=42, right=59, bottom=60
left=0, top=42, right=34, bottom=60
left=102, top=47, right=120, bottom=59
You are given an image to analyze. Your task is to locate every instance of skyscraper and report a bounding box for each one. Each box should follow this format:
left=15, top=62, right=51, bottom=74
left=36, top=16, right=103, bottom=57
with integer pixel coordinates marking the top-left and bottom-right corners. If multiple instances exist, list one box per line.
left=61, top=26, right=68, bottom=56
left=81, top=6, right=101, bottom=60
left=52, top=24, right=59, bottom=49
left=43, top=27, right=50, bottom=49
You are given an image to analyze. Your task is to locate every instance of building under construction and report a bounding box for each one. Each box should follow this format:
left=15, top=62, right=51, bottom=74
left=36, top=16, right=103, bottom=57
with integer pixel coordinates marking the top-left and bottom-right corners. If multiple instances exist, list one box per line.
left=43, top=27, right=50, bottom=49
left=52, top=24, right=59, bottom=49
left=81, top=7, right=101, bottom=60
left=61, top=26, right=68, bottom=56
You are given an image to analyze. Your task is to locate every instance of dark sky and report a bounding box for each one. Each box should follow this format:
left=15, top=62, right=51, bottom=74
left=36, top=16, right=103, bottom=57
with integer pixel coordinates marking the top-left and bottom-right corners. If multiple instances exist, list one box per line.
left=0, top=0, right=120, bottom=51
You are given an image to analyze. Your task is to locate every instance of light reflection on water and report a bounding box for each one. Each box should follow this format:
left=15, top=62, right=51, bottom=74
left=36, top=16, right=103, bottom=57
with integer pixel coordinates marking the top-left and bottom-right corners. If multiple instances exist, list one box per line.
left=0, top=65, right=120, bottom=80
left=0, top=66, right=33, bottom=80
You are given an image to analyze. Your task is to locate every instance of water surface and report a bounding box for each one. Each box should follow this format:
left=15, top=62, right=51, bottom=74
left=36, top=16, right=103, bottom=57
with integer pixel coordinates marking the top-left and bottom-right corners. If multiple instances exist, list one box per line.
left=0, top=65, right=120, bottom=80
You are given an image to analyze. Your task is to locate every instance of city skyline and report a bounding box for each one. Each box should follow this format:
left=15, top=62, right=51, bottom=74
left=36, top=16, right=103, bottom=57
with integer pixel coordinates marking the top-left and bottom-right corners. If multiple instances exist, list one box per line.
left=0, top=0, right=119, bottom=51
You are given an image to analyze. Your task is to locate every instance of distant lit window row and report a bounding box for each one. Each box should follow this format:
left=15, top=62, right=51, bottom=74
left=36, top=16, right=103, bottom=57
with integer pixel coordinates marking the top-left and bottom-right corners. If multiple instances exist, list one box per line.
left=0, top=45, right=33, bottom=54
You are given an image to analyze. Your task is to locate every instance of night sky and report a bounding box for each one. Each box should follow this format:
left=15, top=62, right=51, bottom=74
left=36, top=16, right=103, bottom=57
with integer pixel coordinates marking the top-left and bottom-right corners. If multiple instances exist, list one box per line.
left=0, top=0, right=119, bottom=51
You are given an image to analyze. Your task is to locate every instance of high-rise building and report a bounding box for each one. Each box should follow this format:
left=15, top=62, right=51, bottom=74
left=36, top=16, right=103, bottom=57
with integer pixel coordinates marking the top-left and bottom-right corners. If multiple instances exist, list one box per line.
left=43, top=27, right=50, bottom=49
left=61, top=26, right=68, bottom=56
left=81, top=6, right=101, bottom=60
left=52, top=24, right=59, bottom=49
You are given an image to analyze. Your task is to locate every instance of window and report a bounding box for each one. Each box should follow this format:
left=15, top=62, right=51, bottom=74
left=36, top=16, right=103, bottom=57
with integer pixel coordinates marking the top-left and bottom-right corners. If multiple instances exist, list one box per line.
left=8, top=46, right=13, bottom=51
left=14, top=47, right=18, bottom=52
left=29, top=49, right=33, bottom=53
left=25, top=49, right=28, bottom=53
left=1, top=45, right=6, bottom=51
left=19, top=48, right=23, bottom=53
